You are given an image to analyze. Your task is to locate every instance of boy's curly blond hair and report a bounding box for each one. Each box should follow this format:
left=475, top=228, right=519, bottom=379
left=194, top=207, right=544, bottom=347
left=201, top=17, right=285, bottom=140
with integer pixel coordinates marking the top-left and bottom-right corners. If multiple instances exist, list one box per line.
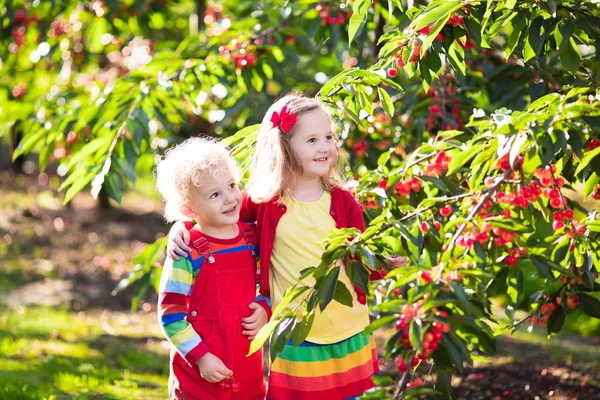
left=155, top=137, right=239, bottom=222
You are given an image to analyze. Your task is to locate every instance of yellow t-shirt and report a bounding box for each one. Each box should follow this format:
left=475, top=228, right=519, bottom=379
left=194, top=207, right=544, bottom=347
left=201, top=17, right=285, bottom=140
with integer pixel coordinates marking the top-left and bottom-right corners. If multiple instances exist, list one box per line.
left=270, top=191, right=370, bottom=344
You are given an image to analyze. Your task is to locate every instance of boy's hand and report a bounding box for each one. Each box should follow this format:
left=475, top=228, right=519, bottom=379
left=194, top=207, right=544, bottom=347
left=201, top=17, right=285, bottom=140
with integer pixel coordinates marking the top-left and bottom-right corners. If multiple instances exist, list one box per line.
left=167, top=221, right=192, bottom=260
left=241, top=302, right=268, bottom=340
left=196, top=352, right=232, bottom=383
left=386, top=255, right=407, bottom=269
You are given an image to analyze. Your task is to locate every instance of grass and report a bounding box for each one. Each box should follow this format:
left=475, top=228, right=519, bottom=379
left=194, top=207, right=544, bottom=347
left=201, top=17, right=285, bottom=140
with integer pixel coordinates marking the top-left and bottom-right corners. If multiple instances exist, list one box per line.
left=0, top=306, right=169, bottom=400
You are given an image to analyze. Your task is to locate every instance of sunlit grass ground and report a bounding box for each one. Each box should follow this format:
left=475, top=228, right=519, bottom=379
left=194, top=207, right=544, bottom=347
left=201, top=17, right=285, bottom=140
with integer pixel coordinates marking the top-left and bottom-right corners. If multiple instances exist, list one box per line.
left=0, top=306, right=169, bottom=400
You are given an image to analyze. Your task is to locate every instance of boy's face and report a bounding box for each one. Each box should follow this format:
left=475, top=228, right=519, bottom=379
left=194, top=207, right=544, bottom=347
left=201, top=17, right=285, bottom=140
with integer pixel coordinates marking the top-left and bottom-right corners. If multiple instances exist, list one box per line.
left=187, top=168, right=242, bottom=234
left=290, top=109, right=337, bottom=180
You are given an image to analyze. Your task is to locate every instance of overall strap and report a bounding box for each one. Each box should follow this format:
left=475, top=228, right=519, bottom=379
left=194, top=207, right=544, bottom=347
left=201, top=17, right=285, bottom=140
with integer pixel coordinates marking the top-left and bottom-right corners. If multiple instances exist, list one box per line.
left=188, top=225, right=215, bottom=264
left=240, top=224, right=257, bottom=258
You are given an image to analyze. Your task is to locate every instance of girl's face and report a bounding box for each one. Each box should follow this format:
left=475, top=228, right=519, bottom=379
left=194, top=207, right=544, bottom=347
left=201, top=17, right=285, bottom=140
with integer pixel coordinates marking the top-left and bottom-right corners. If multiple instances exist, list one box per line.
left=289, top=108, right=337, bottom=180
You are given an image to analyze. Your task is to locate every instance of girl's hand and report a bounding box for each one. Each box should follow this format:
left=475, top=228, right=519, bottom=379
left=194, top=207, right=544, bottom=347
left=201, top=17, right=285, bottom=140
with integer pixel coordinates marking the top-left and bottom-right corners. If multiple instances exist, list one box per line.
left=196, top=352, right=233, bottom=383
left=167, top=221, right=192, bottom=260
left=385, top=255, right=407, bottom=269
left=241, top=302, right=268, bottom=340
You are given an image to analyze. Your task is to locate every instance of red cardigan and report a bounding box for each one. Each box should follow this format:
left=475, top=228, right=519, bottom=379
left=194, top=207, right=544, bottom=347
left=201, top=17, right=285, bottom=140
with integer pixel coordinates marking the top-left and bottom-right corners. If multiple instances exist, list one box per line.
left=240, top=187, right=366, bottom=299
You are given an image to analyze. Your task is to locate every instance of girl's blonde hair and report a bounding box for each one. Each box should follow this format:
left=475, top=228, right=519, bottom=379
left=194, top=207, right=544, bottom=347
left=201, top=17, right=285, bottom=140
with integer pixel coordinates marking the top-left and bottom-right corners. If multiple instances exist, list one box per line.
left=247, top=92, right=347, bottom=203
left=155, top=137, right=239, bottom=222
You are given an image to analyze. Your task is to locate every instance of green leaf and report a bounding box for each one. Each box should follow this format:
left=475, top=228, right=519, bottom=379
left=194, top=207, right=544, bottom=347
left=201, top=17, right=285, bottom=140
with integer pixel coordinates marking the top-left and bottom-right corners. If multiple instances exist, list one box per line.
left=318, top=266, right=340, bottom=311
left=63, top=166, right=102, bottom=204
left=364, top=315, right=397, bottom=335
left=547, top=307, right=565, bottom=334
left=530, top=255, right=556, bottom=280
left=248, top=318, right=278, bottom=356
left=578, top=293, right=600, bottom=319
left=447, top=144, right=483, bottom=175
left=505, top=12, right=525, bottom=59
left=333, top=281, right=353, bottom=307
left=559, top=37, right=581, bottom=75
left=523, top=17, right=542, bottom=62
left=292, top=312, right=315, bottom=347
left=420, top=12, right=454, bottom=57
left=348, top=0, right=371, bottom=44
left=486, top=268, right=509, bottom=297
left=447, top=40, right=466, bottom=75
left=410, top=1, right=462, bottom=32
left=551, top=238, right=570, bottom=264
left=441, top=335, right=464, bottom=374
left=377, top=87, right=394, bottom=118
left=555, top=20, right=575, bottom=47
left=584, top=173, right=599, bottom=199
left=270, top=317, right=296, bottom=362
left=575, top=146, right=600, bottom=176
left=409, top=318, right=423, bottom=351
left=505, top=0, right=517, bottom=9
left=272, top=286, right=309, bottom=319
left=103, top=170, right=125, bottom=203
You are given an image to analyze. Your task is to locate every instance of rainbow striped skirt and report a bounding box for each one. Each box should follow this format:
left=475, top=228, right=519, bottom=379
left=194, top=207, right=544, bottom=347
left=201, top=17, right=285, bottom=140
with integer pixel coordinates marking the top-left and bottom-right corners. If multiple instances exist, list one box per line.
left=266, top=332, right=379, bottom=400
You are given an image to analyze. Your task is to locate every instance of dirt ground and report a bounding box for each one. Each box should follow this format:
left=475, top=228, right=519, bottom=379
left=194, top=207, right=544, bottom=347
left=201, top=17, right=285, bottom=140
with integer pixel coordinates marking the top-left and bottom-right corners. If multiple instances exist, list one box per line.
left=1, top=165, right=600, bottom=400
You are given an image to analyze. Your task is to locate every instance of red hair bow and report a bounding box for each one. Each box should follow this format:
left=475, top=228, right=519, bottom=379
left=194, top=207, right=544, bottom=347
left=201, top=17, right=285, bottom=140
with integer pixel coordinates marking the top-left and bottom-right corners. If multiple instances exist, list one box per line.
left=270, top=105, right=297, bottom=133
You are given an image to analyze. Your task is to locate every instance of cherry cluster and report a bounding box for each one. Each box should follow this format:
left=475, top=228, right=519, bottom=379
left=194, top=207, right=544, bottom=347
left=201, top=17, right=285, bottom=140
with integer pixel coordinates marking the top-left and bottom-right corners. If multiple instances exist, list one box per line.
left=218, top=377, right=240, bottom=392
left=394, top=305, right=450, bottom=371
left=316, top=5, right=348, bottom=25
left=219, top=41, right=258, bottom=70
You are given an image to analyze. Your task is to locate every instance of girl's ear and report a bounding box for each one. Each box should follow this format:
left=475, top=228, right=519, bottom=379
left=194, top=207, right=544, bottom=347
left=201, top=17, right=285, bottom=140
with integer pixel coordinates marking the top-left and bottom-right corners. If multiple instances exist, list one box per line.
left=180, top=204, right=196, bottom=219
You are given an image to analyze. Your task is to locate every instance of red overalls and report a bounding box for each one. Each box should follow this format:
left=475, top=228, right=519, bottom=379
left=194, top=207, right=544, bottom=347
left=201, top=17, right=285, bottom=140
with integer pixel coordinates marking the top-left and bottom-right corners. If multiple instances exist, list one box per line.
left=169, top=222, right=266, bottom=400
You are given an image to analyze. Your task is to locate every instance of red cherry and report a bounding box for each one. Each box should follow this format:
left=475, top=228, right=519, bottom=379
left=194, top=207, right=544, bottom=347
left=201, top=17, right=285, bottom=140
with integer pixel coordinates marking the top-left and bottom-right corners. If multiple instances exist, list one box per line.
left=357, top=293, right=367, bottom=305
left=553, top=211, right=564, bottom=221
left=397, top=361, right=408, bottom=372
left=433, top=221, right=442, bottom=231
left=406, top=378, right=424, bottom=388
left=506, top=255, right=517, bottom=267
left=420, top=271, right=433, bottom=283
left=66, top=131, right=77, bottom=145
left=550, top=197, right=563, bottom=208
left=440, top=205, right=452, bottom=217
left=552, top=220, right=565, bottom=231
left=396, top=319, right=407, bottom=331
left=395, top=55, right=405, bottom=68
left=423, top=332, right=434, bottom=343
left=231, top=382, right=240, bottom=392
left=388, top=67, right=398, bottom=78
left=421, top=222, right=430, bottom=233
left=218, top=381, right=228, bottom=390
left=410, top=357, right=419, bottom=367
left=564, top=209, right=574, bottom=220
left=11, top=85, right=26, bottom=99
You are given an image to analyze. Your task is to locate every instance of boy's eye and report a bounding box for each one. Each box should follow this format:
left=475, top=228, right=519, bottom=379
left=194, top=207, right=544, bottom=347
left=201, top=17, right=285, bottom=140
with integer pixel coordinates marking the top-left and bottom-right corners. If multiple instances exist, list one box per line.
left=229, top=183, right=236, bottom=189
left=326, top=135, right=334, bottom=140
left=210, top=192, right=219, bottom=198
left=308, top=138, right=316, bottom=143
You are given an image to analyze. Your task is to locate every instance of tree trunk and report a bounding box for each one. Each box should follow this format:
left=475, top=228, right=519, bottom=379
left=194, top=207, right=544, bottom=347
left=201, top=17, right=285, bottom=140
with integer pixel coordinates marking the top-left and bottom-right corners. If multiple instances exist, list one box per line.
left=190, top=0, right=206, bottom=36
left=98, top=188, right=111, bottom=209
left=10, top=121, right=24, bottom=174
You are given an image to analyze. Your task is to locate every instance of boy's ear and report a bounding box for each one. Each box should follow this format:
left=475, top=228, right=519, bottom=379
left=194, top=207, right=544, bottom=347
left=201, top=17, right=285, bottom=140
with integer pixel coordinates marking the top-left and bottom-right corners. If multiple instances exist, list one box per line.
left=180, top=204, right=196, bottom=219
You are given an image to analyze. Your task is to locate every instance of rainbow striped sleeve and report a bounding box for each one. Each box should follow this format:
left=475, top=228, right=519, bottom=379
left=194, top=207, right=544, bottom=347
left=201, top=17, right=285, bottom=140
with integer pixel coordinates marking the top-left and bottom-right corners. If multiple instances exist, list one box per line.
left=157, top=256, right=210, bottom=366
